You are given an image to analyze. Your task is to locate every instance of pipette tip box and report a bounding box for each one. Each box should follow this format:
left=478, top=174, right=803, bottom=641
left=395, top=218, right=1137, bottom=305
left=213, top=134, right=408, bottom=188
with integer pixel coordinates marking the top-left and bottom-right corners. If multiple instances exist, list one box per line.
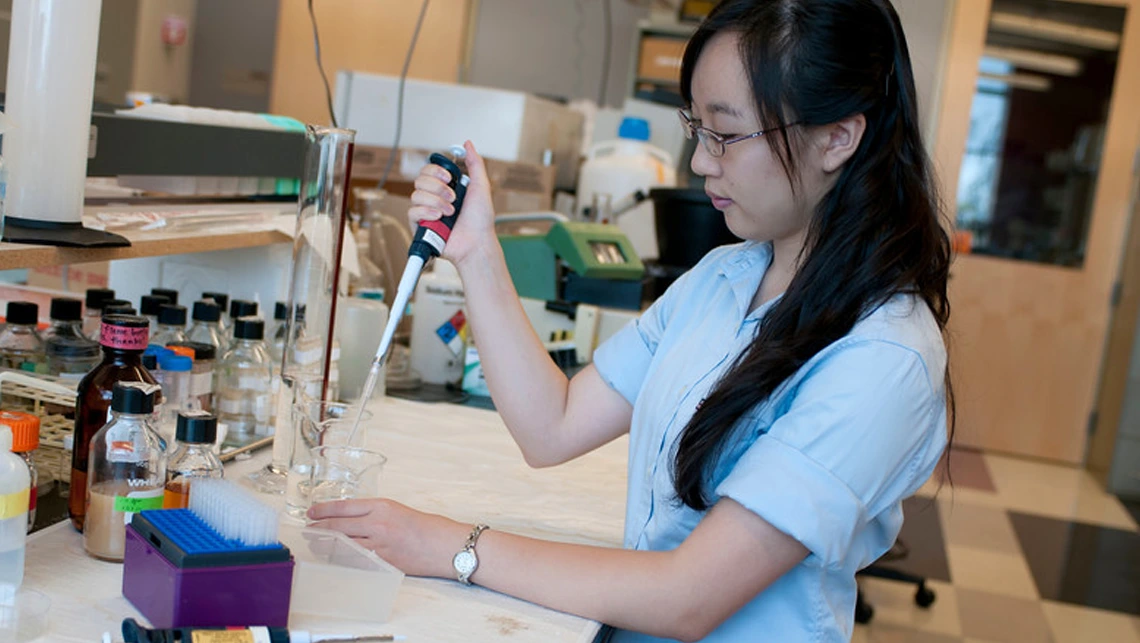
left=122, top=509, right=294, bottom=628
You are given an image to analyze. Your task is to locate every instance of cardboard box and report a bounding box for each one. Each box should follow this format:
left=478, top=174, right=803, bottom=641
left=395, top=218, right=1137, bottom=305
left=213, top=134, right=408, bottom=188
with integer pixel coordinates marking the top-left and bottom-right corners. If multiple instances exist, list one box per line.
left=351, top=145, right=556, bottom=215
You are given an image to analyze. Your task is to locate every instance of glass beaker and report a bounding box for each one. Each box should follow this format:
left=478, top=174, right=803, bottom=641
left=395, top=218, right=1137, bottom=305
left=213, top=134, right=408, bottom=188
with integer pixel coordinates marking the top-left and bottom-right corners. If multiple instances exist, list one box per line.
left=308, top=446, right=387, bottom=505
left=284, top=400, right=372, bottom=518
left=249, top=124, right=356, bottom=494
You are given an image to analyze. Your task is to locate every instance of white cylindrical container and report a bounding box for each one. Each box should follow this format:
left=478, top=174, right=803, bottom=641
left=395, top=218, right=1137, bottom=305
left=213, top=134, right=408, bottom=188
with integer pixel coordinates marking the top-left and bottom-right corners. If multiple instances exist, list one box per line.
left=336, top=296, right=390, bottom=402
left=0, top=425, right=31, bottom=590
left=576, top=117, right=677, bottom=260
left=5, top=0, right=103, bottom=226
left=409, top=260, right=467, bottom=386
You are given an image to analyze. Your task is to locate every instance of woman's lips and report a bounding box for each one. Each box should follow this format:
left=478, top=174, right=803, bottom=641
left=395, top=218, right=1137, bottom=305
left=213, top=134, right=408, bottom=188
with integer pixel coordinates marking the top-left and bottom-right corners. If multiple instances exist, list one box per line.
left=707, top=191, right=733, bottom=210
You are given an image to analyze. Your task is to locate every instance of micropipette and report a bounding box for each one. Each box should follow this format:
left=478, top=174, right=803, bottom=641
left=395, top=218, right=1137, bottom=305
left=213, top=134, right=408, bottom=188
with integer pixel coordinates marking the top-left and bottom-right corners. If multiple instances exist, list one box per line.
left=349, top=146, right=470, bottom=439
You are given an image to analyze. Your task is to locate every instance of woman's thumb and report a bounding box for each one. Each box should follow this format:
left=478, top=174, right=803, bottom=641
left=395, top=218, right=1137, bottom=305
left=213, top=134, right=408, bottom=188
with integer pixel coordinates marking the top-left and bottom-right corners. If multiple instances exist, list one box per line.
left=463, top=140, right=490, bottom=189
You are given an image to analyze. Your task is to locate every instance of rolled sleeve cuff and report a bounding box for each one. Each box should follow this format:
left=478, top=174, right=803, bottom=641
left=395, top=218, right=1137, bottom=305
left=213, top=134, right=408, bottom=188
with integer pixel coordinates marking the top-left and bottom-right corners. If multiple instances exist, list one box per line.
left=715, top=436, right=866, bottom=569
left=592, top=319, right=655, bottom=406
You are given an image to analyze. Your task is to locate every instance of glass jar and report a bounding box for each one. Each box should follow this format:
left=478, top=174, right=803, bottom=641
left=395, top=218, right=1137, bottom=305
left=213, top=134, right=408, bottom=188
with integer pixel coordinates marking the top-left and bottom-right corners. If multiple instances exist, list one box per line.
left=84, top=382, right=165, bottom=562
left=218, top=319, right=273, bottom=446
left=163, top=412, right=223, bottom=509
left=46, top=336, right=102, bottom=381
left=0, top=301, right=45, bottom=373
left=151, top=304, right=188, bottom=348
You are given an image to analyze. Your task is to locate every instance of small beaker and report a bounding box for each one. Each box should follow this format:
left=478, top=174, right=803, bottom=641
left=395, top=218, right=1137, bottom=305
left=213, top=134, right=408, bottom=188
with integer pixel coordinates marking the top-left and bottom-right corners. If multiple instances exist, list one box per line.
left=308, top=446, right=387, bottom=505
left=284, top=400, right=372, bottom=518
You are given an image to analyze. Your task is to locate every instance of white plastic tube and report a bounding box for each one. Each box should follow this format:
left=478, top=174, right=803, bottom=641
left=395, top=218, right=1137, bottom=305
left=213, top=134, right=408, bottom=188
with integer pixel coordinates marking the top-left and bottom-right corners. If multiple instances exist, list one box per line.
left=5, top=0, right=103, bottom=224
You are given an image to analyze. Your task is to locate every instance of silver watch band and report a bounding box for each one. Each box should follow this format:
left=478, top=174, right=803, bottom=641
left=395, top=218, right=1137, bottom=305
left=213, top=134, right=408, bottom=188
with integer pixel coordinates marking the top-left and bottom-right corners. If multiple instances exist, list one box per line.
left=466, top=523, right=489, bottom=550
left=456, top=523, right=490, bottom=584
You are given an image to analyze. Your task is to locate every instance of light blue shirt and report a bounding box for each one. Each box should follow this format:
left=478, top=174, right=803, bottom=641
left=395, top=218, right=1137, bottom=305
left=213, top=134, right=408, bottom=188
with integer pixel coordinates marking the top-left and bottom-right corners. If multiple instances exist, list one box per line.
left=592, top=241, right=947, bottom=643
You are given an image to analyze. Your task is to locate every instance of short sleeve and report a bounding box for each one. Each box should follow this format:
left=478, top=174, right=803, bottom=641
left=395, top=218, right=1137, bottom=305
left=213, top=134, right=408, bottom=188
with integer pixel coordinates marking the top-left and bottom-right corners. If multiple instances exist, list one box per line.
left=592, top=268, right=691, bottom=406
left=714, top=340, right=946, bottom=568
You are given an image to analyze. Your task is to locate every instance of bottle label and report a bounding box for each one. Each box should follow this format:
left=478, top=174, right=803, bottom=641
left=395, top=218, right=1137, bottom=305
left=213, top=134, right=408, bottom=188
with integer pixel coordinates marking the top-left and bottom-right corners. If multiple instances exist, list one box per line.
left=238, top=376, right=268, bottom=392
left=0, top=488, right=30, bottom=520
left=114, top=490, right=164, bottom=525
left=190, top=630, right=260, bottom=643
left=101, top=324, right=148, bottom=350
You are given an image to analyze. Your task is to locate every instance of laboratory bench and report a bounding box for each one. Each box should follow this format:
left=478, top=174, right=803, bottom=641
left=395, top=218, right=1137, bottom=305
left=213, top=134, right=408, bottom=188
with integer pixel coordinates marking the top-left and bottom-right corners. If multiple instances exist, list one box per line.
left=23, top=396, right=629, bottom=643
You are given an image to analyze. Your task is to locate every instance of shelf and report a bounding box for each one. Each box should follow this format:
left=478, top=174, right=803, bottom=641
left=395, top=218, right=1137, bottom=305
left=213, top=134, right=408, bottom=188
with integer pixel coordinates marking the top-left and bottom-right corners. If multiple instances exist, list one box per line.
left=0, top=226, right=292, bottom=270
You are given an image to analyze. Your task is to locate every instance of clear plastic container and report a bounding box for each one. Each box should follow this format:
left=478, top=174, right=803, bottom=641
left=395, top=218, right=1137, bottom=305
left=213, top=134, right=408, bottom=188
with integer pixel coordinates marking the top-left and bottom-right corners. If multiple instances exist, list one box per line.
left=169, top=342, right=217, bottom=414
left=163, top=412, right=223, bottom=509
left=84, top=382, right=165, bottom=562
left=277, top=524, right=403, bottom=623
left=151, top=304, right=189, bottom=348
left=0, top=302, right=44, bottom=374
left=217, top=319, right=273, bottom=445
left=1, top=412, right=40, bottom=533
left=155, top=353, right=197, bottom=445
left=0, top=425, right=30, bottom=589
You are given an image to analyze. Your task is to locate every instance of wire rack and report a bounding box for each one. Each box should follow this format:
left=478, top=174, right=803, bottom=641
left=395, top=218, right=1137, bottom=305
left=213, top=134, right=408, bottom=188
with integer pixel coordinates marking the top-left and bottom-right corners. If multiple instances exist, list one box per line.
left=0, top=370, right=78, bottom=483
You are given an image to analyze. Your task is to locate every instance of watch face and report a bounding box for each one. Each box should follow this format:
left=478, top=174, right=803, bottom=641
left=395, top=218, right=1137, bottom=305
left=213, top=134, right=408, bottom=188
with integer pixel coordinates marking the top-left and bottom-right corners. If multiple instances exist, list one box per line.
left=454, top=550, right=477, bottom=575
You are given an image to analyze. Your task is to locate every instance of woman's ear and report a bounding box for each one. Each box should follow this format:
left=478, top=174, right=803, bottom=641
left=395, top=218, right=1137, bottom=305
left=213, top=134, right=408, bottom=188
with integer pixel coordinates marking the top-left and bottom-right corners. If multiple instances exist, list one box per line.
left=819, top=114, right=867, bottom=174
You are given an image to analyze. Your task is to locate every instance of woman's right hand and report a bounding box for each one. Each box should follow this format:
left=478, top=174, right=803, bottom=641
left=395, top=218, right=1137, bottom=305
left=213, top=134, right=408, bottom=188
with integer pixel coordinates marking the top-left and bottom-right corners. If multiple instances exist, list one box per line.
left=407, top=140, right=497, bottom=268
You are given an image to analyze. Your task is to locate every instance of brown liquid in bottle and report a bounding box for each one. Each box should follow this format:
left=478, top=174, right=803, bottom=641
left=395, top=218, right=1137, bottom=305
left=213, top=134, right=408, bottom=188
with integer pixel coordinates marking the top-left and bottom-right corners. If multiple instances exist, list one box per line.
left=163, top=479, right=190, bottom=509
left=69, top=316, right=160, bottom=532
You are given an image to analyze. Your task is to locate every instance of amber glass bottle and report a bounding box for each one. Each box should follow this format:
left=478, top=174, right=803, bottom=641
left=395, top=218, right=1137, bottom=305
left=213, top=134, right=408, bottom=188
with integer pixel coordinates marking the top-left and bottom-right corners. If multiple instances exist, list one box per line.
left=68, top=315, right=161, bottom=531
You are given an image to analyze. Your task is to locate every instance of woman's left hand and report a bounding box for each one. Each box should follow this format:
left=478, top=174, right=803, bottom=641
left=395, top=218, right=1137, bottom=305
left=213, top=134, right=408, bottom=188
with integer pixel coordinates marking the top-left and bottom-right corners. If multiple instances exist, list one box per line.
left=307, top=498, right=468, bottom=578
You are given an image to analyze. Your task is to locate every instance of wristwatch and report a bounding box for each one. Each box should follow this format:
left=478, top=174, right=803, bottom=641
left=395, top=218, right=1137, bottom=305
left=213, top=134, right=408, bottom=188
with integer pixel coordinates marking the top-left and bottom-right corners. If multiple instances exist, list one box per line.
left=452, top=523, right=490, bottom=585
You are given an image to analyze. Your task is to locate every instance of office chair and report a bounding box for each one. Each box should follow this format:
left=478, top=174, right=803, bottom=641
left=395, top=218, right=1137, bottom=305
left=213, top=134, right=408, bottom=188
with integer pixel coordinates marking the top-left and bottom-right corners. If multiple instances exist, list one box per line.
left=854, top=540, right=936, bottom=624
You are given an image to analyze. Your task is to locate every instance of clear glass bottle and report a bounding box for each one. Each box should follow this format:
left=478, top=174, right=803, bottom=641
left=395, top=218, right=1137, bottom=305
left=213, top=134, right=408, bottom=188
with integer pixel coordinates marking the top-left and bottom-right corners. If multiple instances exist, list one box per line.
left=202, top=292, right=229, bottom=336
left=0, top=301, right=45, bottom=373
left=69, top=314, right=162, bottom=532
left=103, top=302, right=136, bottom=317
left=169, top=341, right=217, bottom=413
left=84, top=381, right=165, bottom=562
left=228, top=300, right=259, bottom=345
left=139, top=294, right=171, bottom=336
left=187, top=300, right=226, bottom=353
left=46, top=297, right=101, bottom=380
left=218, top=318, right=273, bottom=446
left=2, top=411, right=40, bottom=533
left=151, top=288, right=179, bottom=307
left=163, top=411, right=223, bottom=509
left=83, top=288, right=116, bottom=340
left=269, top=302, right=289, bottom=366
left=151, top=304, right=188, bottom=348
left=42, top=297, right=85, bottom=343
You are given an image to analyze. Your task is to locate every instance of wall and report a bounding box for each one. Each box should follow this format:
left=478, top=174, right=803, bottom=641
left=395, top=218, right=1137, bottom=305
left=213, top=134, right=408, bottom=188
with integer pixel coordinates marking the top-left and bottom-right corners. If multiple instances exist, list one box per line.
left=189, top=0, right=279, bottom=112
left=269, top=0, right=470, bottom=125
left=130, top=0, right=198, bottom=104
left=466, top=0, right=651, bottom=107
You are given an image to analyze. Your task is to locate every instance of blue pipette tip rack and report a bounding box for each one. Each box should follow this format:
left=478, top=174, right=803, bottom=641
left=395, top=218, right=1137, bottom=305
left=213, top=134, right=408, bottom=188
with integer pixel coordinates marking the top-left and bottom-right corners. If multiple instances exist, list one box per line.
left=131, top=509, right=289, bottom=569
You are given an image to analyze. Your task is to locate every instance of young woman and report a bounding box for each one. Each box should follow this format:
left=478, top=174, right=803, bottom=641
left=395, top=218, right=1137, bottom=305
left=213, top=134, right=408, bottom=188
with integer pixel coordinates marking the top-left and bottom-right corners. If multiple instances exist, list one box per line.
left=310, top=0, right=954, bottom=640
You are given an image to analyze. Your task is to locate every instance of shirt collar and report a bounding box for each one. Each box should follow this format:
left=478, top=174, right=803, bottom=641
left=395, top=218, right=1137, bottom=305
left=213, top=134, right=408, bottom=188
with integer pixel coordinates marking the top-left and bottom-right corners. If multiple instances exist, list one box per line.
left=717, top=241, right=774, bottom=320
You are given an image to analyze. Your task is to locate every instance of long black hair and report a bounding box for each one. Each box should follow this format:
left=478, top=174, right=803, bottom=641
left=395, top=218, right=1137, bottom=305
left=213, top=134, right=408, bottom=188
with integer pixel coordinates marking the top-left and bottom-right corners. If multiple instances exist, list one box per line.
left=674, top=0, right=955, bottom=510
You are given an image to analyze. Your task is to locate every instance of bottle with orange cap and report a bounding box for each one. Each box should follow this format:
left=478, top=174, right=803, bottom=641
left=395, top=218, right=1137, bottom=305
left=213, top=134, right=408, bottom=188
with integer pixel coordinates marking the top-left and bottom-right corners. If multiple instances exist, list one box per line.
left=0, top=411, right=39, bottom=532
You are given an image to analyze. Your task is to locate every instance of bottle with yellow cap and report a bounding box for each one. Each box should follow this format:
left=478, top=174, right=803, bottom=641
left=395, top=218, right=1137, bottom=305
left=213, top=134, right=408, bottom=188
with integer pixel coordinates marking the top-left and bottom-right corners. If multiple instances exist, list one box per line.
left=1, top=411, right=39, bottom=532
left=0, top=423, right=30, bottom=590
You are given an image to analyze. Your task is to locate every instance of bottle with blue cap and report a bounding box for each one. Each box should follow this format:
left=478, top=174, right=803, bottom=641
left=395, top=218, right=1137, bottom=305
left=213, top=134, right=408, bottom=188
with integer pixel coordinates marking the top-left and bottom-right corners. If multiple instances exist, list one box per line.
left=575, top=116, right=677, bottom=257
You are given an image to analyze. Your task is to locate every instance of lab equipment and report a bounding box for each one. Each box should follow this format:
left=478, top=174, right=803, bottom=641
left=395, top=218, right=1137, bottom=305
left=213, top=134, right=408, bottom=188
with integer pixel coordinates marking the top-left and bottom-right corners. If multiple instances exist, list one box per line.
left=351, top=148, right=469, bottom=439
left=499, top=217, right=645, bottom=310
left=152, top=289, right=180, bottom=306
left=120, top=618, right=405, bottom=643
left=336, top=296, right=389, bottom=401
left=70, top=315, right=161, bottom=532
left=286, top=401, right=373, bottom=518
left=164, top=413, right=223, bottom=509
left=309, top=446, right=387, bottom=505
left=201, top=292, right=230, bottom=334
left=0, top=424, right=30, bottom=589
left=218, top=319, right=273, bottom=445
left=254, top=125, right=355, bottom=494
left=155, top=353, right=196, bottom=442
left=2, top=412, right=39, bottom=531
left=41, top=298, right=86, bottom=343
left=0, top=302, right=44, bottom=373
left=84, top=382, right=165, bottom=562
left=408, top=259, right=466, bottom=385
left=46, top=335, right=102, bottom=381
left=169, top=342, right=217, bottom=413
left=122, top=479, right=292, bottom=628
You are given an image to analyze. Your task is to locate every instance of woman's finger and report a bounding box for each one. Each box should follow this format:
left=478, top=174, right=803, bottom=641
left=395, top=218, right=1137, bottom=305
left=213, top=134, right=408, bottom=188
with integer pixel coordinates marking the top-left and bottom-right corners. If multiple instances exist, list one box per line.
left=309, top=517, right=376, bottom=538
left=307, top=498, right=376, bottom=520
left=413, top=174, right=456, bottom=202
left=409, top=190, right=455, bottom=215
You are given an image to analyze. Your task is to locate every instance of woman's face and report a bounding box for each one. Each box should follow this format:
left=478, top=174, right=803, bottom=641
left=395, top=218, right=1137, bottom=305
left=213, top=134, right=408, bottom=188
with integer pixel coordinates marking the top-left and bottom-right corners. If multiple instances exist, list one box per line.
left=688, top=31, right=813, bottom=246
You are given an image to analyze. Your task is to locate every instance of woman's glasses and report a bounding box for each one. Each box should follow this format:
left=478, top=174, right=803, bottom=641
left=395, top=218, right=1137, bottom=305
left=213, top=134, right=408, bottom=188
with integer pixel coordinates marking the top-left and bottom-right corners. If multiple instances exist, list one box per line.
left=678, top=109, right=799, bottom=158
